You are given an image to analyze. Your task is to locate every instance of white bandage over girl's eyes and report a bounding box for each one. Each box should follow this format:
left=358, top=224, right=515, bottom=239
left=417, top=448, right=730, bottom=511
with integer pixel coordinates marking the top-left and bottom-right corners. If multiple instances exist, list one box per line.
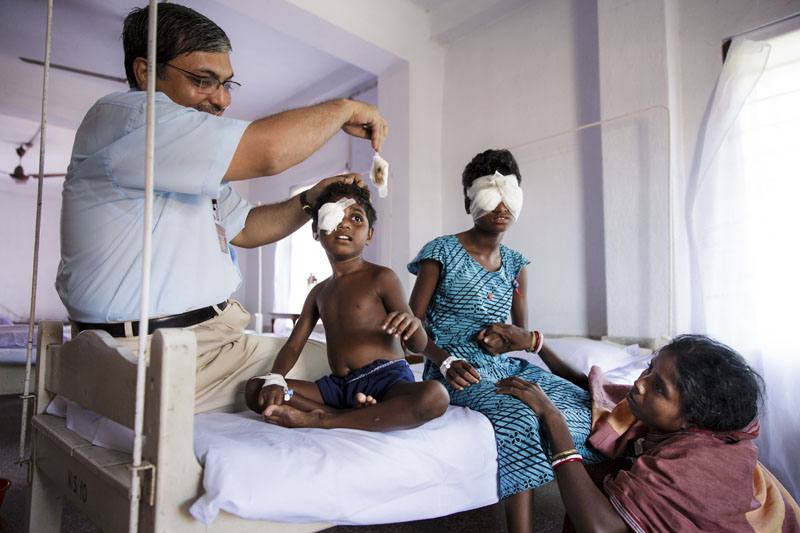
left=466, top=171, right=523, bottom=222
left=317, top=197, right=356, bottom=234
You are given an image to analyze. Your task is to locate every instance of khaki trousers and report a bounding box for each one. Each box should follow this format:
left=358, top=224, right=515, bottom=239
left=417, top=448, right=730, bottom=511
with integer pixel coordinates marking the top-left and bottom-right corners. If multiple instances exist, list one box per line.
left=113, top=300, right=326, bottom=413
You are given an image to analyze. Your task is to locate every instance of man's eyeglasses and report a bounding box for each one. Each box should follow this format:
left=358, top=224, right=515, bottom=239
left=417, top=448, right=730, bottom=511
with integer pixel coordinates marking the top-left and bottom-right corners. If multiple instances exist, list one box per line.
left=163, top=63, right=241, bottom=96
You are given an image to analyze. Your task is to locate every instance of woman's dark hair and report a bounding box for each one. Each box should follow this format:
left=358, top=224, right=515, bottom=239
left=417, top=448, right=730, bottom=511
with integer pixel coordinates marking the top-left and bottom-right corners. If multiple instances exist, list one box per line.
left=122, top=4, right=232, bottom=89
left=665, top=334, right=764, bottom=432
left=311, top=182, right=377, bottom=228
left=462, top=149, right=521, bottom=193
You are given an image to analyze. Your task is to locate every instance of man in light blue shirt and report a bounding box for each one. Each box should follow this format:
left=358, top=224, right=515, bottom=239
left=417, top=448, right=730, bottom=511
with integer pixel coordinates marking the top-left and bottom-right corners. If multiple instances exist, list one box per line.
left=56, top=3, right=388, bottom=412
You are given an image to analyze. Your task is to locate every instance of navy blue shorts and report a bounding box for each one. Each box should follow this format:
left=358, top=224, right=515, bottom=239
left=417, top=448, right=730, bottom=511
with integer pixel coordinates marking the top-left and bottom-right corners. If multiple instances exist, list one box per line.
left=315, top=359, right=415, bottom=409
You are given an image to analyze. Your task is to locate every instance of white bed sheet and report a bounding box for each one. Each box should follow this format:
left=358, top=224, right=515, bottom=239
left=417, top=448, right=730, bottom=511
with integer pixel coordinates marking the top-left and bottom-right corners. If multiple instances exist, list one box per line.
left=190, top=406, right=498, bottom=525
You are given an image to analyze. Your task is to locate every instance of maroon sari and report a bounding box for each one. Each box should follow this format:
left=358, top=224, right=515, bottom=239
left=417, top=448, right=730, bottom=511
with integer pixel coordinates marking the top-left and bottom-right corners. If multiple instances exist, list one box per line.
left=585, top=367, right=800, bottom=533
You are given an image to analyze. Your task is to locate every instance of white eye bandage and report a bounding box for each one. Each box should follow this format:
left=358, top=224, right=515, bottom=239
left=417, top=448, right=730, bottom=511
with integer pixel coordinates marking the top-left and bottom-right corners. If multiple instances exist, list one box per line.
left=370, top=152, right=389, bottom=198
left=466, top=171, right=523, bottom=222
left=317, top=197, right=356, bottom=234
left=255, top=373, right=293, bottom=402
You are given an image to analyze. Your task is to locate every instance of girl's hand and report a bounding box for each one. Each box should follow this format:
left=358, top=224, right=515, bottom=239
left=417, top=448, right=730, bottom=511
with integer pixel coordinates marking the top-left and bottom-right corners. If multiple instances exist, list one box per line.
left=476, top=323, right=532, bottom=354
left=382, top=311, right=422, bottom=341
left=496, top=377, right=560, bottom=417
left=444, top=359, right=482, bottom=391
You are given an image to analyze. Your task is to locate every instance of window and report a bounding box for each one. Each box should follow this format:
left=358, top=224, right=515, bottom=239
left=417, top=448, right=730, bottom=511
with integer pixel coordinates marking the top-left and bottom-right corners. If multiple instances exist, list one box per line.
left=272, top=185, right=332, bottom=314
left=687, top=16, right=800, bottom=498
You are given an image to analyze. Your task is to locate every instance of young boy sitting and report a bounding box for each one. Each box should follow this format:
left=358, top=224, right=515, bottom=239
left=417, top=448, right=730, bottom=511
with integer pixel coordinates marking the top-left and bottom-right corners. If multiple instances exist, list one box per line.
left=245, top=182, right=449, bottom=430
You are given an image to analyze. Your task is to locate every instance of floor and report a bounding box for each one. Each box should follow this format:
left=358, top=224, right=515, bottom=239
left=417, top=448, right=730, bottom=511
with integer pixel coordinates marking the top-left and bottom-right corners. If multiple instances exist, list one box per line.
left=0, top=393, right=565, bottom=532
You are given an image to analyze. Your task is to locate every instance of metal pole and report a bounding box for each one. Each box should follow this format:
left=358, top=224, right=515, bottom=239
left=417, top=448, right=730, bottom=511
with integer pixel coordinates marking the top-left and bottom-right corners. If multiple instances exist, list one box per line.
left=129, top=1, right=157, bottom=530
left=19, top=0, right=53, bottom=466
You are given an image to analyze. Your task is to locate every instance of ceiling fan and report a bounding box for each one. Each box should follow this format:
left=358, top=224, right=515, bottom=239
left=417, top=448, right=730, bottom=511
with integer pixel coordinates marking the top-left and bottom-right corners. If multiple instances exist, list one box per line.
left=20, top=57, right=127, bottom=84
left=3, top=132, right=66, bottom=183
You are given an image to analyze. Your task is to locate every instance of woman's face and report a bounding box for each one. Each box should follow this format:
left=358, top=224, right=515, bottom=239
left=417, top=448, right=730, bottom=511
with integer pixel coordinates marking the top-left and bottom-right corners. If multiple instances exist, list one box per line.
left=473, top=201, right=516, bottom=233
left=626, top=350, right=688, bottom=433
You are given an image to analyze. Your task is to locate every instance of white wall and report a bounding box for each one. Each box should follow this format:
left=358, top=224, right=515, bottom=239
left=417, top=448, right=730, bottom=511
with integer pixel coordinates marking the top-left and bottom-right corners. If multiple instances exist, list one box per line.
left=0, top=115, right=74, bottom=322
left=597, top=0, right=672, bottom=338
left=440, top=0, right=607, bottom=336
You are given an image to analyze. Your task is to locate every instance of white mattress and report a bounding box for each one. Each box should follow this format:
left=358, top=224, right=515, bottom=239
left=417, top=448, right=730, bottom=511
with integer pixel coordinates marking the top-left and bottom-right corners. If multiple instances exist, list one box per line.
left=0, top=324, right=71, bottom=364
left=0, top=347, right=31, bottom=365
left=191, top=406, right=498, bottom=525
left=45, top=336, right=654, bottom=526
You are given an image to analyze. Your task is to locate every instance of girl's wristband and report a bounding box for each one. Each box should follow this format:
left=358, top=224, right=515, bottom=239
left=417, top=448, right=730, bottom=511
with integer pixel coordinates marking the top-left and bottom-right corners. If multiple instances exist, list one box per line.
left=439, top=355, right=464, bottom=377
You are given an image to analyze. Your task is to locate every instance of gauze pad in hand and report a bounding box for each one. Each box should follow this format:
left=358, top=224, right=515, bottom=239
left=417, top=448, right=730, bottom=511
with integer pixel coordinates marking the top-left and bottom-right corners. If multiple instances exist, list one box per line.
left=318, top=197, right=356, bottom=234
left=466, top=171, right=523, bottom=222
left=370, top=152, right=389, bottom=198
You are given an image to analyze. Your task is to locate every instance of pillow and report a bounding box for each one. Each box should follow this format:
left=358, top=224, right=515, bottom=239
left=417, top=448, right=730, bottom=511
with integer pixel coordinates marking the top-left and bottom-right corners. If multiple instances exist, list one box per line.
left=511, top=337, right=652, bottom=384
left=546, top=337, right=641, bottom=374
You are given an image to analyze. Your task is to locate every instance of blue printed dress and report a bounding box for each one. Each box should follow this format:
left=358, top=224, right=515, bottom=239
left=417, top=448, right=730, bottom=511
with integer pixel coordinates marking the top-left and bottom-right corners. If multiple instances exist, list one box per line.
left=408, top=235, right=604, bottom=499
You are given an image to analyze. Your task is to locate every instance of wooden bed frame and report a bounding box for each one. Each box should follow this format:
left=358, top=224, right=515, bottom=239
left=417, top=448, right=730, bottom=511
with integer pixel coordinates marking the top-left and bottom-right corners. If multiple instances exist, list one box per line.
left=26, top=320, right=331, bottom=532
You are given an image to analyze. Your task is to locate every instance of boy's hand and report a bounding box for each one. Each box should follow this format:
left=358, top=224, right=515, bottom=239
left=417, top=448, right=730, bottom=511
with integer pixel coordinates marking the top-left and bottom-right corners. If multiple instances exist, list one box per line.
left=495, top=377, right=558, bottom=416
left=444, top=359, right=482, bottom=391
left=259, top=384, right=287, bottom=411
left=381, top=311, right=422, bottom=341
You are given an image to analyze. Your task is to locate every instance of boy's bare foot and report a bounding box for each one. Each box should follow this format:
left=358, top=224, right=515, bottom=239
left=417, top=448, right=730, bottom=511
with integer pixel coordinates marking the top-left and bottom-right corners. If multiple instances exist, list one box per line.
left=263, top=404, right=327, bottom=428
left=354, top=392, right=377, bottom=408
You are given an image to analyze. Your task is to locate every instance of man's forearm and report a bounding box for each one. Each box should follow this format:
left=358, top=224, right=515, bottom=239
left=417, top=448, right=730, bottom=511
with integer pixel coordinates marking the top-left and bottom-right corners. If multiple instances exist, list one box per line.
left=225, top=99, right=353, bottom=180
left=231, top=198, right=309, bottom=248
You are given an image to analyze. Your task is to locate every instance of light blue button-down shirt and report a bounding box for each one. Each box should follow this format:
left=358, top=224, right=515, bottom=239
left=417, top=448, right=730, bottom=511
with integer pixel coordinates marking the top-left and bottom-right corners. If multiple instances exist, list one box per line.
left=57, top=91, right=252, bottom=323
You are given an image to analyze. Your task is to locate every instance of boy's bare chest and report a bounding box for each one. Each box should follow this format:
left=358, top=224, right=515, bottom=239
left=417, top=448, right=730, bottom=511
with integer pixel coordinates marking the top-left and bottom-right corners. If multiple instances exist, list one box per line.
left=317, top=278, right=386, bottom=329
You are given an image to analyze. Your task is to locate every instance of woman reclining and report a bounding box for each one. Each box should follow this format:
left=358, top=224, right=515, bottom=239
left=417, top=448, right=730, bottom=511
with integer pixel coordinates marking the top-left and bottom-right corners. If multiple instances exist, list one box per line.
left=497, top=334, right=800, bottom=532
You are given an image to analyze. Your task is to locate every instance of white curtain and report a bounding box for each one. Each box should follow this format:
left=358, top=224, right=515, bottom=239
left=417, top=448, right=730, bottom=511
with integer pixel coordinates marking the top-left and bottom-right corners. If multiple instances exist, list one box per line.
left=686, top=35, right=800, bottom=499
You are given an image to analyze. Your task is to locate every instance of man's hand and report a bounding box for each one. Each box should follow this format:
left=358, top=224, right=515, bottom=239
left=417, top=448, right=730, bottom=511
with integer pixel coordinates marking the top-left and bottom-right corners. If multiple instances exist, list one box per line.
left=306, top=173, right=367, bottom=207
left=341, top=100, right=388, bottom=152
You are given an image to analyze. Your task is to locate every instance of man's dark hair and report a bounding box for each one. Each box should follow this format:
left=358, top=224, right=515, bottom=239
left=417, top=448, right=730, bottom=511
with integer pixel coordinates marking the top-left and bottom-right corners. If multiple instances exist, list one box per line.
left=665, top=334, right=764, bottom=432
left=122, top=3, right=231, bottom=89
left=312, top=182, right=377, bottom=228
left=462, top=149, right=522, bottom=193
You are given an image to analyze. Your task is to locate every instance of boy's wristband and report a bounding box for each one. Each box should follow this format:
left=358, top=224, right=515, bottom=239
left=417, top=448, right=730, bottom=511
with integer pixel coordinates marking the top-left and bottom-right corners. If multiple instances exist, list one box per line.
left=439, top=355, right=464, bottom=377
left=255, top=373, right=293, bottom=402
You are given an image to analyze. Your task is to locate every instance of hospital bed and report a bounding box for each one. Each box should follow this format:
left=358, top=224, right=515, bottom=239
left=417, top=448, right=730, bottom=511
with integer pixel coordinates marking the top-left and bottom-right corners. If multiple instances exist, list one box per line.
left=0, top=323, right=70, bottom=395
left=26, top=320, right=657, bottom=532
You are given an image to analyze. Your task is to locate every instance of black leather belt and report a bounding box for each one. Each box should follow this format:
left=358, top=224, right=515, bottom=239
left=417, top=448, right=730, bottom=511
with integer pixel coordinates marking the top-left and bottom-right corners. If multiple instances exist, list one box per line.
left=73, top=300, right=228, bottom=337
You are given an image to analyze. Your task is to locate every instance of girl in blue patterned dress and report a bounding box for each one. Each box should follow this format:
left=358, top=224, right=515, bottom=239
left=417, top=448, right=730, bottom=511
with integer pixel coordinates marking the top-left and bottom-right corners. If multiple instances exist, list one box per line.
left=408, top=149, right=605, bottom=533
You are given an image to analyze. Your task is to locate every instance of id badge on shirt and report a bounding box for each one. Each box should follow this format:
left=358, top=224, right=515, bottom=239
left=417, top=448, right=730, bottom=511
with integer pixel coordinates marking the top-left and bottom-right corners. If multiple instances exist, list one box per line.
left=212, top=199, right=229, bottom=254
left=215, top=223, right=229, bottom=254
